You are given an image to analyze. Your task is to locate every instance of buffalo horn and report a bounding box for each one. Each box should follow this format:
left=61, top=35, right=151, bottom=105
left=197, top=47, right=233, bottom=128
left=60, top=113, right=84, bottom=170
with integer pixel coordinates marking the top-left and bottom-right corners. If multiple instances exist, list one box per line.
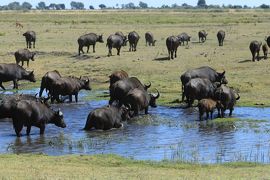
left=145, top=81, right=151, bottom=89
left=154, top=89, right=160, bottom=99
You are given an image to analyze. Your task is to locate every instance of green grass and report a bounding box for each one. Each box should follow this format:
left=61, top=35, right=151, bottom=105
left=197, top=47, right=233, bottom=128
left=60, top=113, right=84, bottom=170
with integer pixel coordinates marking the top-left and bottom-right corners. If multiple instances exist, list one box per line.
left=0, top=9, right=270, bottom=107
left=0, top=154, right=269, bottom=179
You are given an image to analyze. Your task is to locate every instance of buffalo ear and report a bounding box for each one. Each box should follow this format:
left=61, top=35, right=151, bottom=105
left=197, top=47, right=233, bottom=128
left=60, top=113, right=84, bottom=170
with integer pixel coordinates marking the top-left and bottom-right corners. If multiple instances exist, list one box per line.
left=30, top=71, right=34, bottom=75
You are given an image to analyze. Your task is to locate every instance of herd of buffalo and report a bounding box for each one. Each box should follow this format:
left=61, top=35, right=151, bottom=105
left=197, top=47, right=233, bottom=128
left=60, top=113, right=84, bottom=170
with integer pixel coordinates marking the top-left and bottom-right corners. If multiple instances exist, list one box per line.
left=0, top=27, right=269, bottom=137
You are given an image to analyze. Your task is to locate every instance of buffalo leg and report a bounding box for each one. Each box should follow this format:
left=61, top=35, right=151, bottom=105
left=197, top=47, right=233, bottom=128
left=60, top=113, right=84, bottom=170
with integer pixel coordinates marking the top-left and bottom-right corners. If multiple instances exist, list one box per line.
left=0, top=82, right=5, bottom=90
left=206, top=112, right=209, bottom=120
left=33, top=41, right=35, bottom=48
left=256, top=51, right=260, bottom=61
left=117, top=47, right=121, bottom=55
left=13, top=80, right=18, bottom=89
left=174, top=49, right=177, bottom=58
left=29, top=42, right=32, bottom=49
left=145, top=107, right=149, bottom=114
left=13, top=119, right=23, bottom=137
left=40, top=125, right=45, bottom=135
left=69, top=95, right=72, bottom=102
left=199, top=112, right=203, bottom=121
left=252, top=52, right=255, bottom=61
left=210, top=111, right=213, bottom=119
left=93, top=44, right=96, bottom=53
left=26, top=126, right=31, bottom=136
left=229, top=108, right=234, bottom=116
left=21, top=61, right=24, bottom=67
left=87, top=46, right=90, bottom=53
left=75, top=93, right=78, bottom=102
left=170, top=51, right=174, bottom=60
left=27, top=60, right=29, bottom=67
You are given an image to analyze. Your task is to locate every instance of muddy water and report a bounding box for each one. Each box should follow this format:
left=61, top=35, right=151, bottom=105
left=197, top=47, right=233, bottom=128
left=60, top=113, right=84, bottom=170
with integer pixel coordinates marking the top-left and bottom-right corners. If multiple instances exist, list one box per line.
left=1, top=89, right=270, bottom=163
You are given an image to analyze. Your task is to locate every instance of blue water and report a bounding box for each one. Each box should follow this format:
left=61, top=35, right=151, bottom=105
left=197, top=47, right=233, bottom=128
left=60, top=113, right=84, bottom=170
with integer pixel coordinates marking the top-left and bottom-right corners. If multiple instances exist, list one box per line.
left=1, top=89, right=270, bottom=164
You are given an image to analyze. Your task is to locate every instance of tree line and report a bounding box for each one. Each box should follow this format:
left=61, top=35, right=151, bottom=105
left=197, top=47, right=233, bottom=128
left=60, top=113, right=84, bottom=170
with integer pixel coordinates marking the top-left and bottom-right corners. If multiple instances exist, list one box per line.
left=0, top=1, right=270, bottom=10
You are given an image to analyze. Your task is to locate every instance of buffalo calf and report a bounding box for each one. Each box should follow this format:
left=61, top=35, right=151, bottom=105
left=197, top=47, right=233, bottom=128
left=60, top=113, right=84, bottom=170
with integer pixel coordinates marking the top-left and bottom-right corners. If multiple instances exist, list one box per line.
left=198, top=99, right=222, bottom=121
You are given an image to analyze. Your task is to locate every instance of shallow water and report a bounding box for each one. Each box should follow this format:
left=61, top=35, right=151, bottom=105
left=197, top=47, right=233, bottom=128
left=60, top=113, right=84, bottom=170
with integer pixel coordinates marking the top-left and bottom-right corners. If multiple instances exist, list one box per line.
left=1, top=89, right=270, bottom=164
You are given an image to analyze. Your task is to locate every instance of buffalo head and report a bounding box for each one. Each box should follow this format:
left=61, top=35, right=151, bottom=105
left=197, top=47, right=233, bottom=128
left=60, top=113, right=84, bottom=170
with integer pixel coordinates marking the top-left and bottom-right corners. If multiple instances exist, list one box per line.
left=80, top=77, right=92, bottom=91
left=53, top=109, right=66, bottom=128
left=217, top=71, right=228, bottom=84
left=26, top=71, right=36, bottom=82
left=31, top=52, right=36, bottom=61
left=149, top=89, right=160, bottom=108
left=120, top=105, right=130, bottom=121
left=98, top=35, right=104, bottom=43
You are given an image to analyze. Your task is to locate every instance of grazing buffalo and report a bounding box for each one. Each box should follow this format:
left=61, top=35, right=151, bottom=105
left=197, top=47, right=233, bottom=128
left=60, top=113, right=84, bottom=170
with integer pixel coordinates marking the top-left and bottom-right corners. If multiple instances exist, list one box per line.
left=262, top=43, right=268, bottom=59
left=109, top=77, right=151, bottom=105
left=50, top=76, right=91, bottom=103
left=265, top=36, right=270, bottom=47
left=84, top=105, right=130, bottom=130
left=166, top=36, right=181, bottom=60
left=128, top=31, right=140, bottom=51
left=145, top=31, right=156, bottom=46
left=0, top=94, right=49, bottom=119
left=0, top=63, right=36, bottom=90
left=184, top=78, right=220, bottom=107
left=115, top=31, right=128, bottom=46
left=178, top=33, right=191, bottom=46
left=12, top=100, right=66, bottom=137
left=215, top=85, right=240, bottom=118
left=198, top=30, right=208, bottom=43
left=123, top=88, right=160, bottom=116
left=23, top=31, right=36, bottom=49
left=14, top=48, right=36, bottom=67
left=180, top=66, right=227, bottom=102
left=109, top=70, right=129, bottom=89
left=217, top=30, right=225, bottom=46
left=107, top=34, right=127, bottom=56
left=39, top=70, right=62, bottom=98
left=249, top=40, right=262, bottom=61
left=78, top=33, right=104, bottom=55
left=198, top=99, right=222, bottom=121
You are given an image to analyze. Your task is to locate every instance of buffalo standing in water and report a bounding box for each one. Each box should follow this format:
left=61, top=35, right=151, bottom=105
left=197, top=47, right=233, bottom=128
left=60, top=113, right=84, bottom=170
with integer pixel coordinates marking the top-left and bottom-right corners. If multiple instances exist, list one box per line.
left=0, top=63, right=36, bottom=90
left=109, top=70, right=129, bottom=90
left=166, top=36, right=181, bottom=60
left=249, top=40, right=262, bottom=61
left=77, top=33, right=104, bottom=55
left=217, top=30, right=225, bottom=46
left=39, top=70, right=62, bottom=98
left=23, top=31, right=36, bottom=49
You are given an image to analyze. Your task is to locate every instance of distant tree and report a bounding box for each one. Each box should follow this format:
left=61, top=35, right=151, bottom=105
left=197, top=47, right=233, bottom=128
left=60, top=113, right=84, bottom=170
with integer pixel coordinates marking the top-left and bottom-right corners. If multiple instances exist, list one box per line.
left=89, top=5, right=94, bottom=9
left=8, top=2, right=21, bottom=10
left=243, top=5, right=249, bottom=9
left=161, top=4, right=170, bottom=8
left=171, top=3, right=179, bottom=8
left=197, top=0, right=206, bottom=7
left=37, top=1, right=46, bottom=9
left=48, top=3, right=56, bottom=10
left=139, top=1, right=148, bottom=8
left=71, top=1, right=84, bottom=10
left=21, top=2, right=32, bottom=10
left=58, top=4, right=65, bottom=10
left=260, top=4, right=270, bottom=9
left=123, top=2, right=136, bottom=9
left=233, top=5, right=242, bottom=9
left=99, top=4, right=106, bottom=9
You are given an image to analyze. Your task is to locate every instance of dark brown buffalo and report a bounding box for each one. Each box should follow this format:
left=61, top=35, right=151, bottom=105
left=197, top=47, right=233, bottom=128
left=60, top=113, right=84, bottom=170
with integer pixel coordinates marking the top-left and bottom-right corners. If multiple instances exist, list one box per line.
left=109, top=70, right=129, bottom=89
left=115, top=31, right=128, bottom=46
left=123, top=88, right=159, bottom=116
left=14, top=48, right=36, bottom=67
left=11, top=100, right=66, bottom=137
left=215, top=85, right=240, bottom=118
left=198, top=99, right=222, bottom=121
left=77, top=33, right=104, bottom=55
left=84, top=105, right=129, bottom=130
left=180, top=66, right=227, bottom=102
left=177, top=32, right=191, bottom=46
left=23, top=31, right=36, bottom=49
left=217, top=30, right=225, bottom=46
left=262, top=43, right=268, bottom=59
left=109, top=77, right=151, bottom=105
left=128, top=31, right=140, bottom=51
left=39, top=70, right=62, bottom=98
left=265, top=36, right=270, bottom=47
left=249, top=40, right=262, bottom=61
left=184, top=78, right=220, bottom=107
left=0, top=63, right=36, bottom=90
left=198, top=30, right=208, bottom=43
left=145, top=31, right=156, bottom=46
left=166, top=36, right=181, bottom=60
left=50, top=76, right=91, bottom=103
left=106, top=34, right=127, bottom=56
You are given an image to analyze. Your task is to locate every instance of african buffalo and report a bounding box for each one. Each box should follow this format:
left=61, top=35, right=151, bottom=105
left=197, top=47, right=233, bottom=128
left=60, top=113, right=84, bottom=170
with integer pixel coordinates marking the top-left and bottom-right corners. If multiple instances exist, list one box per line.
left=178, top=33, right=191, bottom=46
left=39, top=70, right=62, bottom=98
left=198, top=30, right=208, bottom=43
left=78, top=33, right=104, bottom=55
left=109, top=77, right=151, bottom=105
left=249, top=40, right=262, bottom=61
left=0, top=63, right=36, bottom=90
left=11, top=100, right=66, bottom=137
left=84, top=105, right=130, bottom=130
left=50, top=76, right=91, bottom=103
left=265, top=36, right=270, bottom=47
left=180, top=66, right=227, bottom=102
left=128, top=31, right=140, bottom=51
left=115, top=31, right=128, bottom=46
left=184, top=78, right=220, bottom=107
left=109, top=70, right=129, bottom=89
left=166, top=36, right=181, bottom=60
left=107, top=34, right=127, bottom=56
left=217, top=30, right=225, bottom=46
left=23, top=31, right=36, bottom=49
left=14, top=48, right=36, bottom=67
left=123, top=88, right=160, bottom=116
left=145, top=31, right=156, bottom=46
left=198, top=99, right=222, bottom=121
left=262, top=43, right=268, bottom=59
left=215, top=85, right=240, bottom=118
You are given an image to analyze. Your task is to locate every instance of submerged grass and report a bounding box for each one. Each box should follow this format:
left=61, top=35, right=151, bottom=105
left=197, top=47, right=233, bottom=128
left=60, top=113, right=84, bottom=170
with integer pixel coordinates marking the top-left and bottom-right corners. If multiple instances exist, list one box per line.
left=0, top=154, right=269, bottom=179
